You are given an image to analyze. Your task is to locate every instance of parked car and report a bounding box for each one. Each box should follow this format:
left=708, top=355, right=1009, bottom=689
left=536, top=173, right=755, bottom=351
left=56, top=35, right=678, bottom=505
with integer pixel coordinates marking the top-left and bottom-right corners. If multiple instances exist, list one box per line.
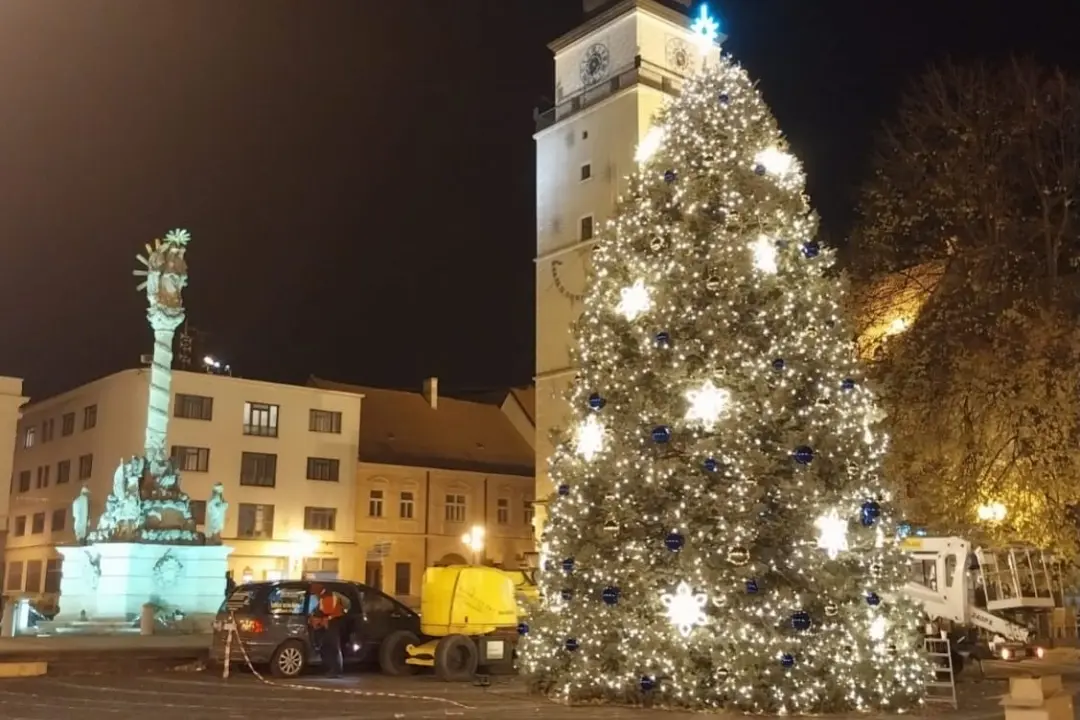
left=209, top=580, right=420, bottom=678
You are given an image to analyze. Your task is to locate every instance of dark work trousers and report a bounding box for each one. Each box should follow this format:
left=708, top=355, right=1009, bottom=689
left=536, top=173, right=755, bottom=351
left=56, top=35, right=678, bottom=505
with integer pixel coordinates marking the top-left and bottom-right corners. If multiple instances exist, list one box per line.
left=315, top=618, right=343, bottom=677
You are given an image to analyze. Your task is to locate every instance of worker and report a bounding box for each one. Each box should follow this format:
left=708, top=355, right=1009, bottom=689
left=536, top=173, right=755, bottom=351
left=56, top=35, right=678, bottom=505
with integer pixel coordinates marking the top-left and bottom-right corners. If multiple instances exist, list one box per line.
left=308, top=583, right=345, bottom=677
left=224, top=571, right=236, bottom=597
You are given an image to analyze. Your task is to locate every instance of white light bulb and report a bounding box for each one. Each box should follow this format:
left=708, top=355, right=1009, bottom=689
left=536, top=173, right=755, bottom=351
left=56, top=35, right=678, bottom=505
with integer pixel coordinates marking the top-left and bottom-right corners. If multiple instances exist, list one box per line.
left=616, top=279, right=652, bottom=321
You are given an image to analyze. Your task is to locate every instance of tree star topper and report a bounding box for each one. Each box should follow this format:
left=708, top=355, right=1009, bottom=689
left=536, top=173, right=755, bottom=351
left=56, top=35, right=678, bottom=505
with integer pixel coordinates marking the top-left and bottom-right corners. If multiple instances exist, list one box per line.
left=691, top=4, right=720, bottom=54
left=661, top=582, right=708, bottom=637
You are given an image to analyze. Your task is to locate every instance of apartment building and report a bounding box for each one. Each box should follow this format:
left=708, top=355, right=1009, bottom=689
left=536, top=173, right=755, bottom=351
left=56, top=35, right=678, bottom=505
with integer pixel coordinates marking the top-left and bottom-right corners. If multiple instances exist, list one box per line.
left=311, top=378, right=536, bottom=608
left=4, top=368, right=363, bottom=606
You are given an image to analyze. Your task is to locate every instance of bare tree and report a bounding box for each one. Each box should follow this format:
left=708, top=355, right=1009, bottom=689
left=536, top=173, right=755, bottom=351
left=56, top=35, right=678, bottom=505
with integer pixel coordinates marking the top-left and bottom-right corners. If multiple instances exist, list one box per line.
left=851, top=58, right=1080, bottom=555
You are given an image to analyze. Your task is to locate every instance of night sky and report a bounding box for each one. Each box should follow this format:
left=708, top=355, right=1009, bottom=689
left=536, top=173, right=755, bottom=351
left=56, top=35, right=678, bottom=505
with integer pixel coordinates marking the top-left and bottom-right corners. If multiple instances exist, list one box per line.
left=0, top=0, right=1077, bottom=399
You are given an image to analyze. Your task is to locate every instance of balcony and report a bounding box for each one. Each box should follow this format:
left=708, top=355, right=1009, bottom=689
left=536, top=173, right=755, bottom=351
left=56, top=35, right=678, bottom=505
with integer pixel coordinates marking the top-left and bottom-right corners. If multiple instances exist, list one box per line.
left=534, top=56, right=682, bottom=132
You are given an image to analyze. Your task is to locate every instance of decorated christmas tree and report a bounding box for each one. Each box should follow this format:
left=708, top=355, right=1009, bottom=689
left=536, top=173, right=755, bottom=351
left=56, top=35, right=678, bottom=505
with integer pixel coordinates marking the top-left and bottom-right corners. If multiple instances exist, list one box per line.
left=521, top=52, right=930, bottom=713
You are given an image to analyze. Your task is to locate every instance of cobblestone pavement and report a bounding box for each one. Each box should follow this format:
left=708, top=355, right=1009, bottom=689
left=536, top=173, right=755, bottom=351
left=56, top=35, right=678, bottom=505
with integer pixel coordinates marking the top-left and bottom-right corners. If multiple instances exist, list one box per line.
left=0, top=668, right=1029, bottom=720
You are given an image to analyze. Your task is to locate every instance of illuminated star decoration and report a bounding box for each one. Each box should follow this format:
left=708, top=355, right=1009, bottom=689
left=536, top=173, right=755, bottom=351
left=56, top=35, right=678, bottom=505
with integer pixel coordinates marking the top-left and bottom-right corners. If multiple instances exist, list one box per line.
left=754, top=146, right=797, bottom=178
left=690, top=4, right=720, bottom=54
left=684, top=380, right=732, bottom=431
left=661, top=582, right=709, bottom=637
left=164, top=228, right=191, bottom=246
left=616, top=279, right=652, bottom=321
left=575, top=414, right=605, bottom=462
left=750, top=234, right=778, bottom=274
left=814, top=510, right=849, bottom=559
left=635, top=125, right=667, bottom=164
left=869, top=615, right=888, bottom=642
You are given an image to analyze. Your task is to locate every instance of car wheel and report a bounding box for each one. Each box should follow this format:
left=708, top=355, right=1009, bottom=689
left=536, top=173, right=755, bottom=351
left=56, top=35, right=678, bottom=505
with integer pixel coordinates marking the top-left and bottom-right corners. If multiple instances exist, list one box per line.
left=379, top=630, right=420, bottom=676
left=270, top=640, right=307, bottom=678
left=434, top=634, right=478, bottom=682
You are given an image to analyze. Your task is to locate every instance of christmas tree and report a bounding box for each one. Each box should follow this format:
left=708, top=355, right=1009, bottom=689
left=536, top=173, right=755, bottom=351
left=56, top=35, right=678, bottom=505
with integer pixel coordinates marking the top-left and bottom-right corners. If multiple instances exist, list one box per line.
left=521, top=53, right=930, bottom=713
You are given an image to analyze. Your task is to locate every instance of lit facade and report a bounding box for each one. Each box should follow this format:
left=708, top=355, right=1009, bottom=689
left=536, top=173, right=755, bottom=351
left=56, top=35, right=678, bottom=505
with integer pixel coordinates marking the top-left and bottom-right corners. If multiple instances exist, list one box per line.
left=4, top=369, right=363, bottom=610
left=533, top=0, right=720, bottom=533
left=0, top=377, right=27, bottom=536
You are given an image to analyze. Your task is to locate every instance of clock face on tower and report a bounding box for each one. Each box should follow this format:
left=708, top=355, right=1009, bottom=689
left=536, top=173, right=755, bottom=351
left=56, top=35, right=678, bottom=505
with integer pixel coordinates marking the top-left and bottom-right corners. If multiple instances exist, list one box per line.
left=666, top=37, right=691, bottom=73
left=580, top=43, right=611, bottom=86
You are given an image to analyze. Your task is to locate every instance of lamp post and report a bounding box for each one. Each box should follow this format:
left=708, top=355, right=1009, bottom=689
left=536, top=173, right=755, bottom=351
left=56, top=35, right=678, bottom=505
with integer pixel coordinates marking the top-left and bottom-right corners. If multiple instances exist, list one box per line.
left=461, top=525, right=485, bottom=566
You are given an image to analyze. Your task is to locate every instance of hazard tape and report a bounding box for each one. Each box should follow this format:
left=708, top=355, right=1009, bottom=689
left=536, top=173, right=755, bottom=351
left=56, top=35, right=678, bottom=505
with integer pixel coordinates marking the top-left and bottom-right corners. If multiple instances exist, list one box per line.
left=222, top=612, right=474, bottom=710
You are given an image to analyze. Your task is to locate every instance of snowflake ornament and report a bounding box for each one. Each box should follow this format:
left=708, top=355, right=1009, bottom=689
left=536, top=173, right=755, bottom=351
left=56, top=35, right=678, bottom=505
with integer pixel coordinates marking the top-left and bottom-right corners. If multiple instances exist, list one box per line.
left=164, top=228, right=191, bottom=246
left=616, top=279, right=652, bottom=321
left=661, top=582, right=708, bottom=637
left=814, top=509, right=849, bottom=559
left=684, top=380, right=732, bottom=430
left=750, top=235, right=778, bottom=274
left=575, top=414, right=605, bottom=462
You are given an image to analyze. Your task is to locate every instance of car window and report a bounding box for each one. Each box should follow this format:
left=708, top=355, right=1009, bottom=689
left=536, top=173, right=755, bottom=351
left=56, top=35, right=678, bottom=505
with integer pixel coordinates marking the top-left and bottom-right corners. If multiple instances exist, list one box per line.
left=362, top=590, right=398, bottom=615
left=326, top=584, right=357, bottom=613
left=267, top=584, right=310, bottom=616
left=219, top=586, right=258, bottom=614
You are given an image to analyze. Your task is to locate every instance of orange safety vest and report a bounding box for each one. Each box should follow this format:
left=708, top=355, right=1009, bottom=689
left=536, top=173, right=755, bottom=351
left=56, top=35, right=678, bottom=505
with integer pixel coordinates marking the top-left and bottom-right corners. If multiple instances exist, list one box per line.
left=318, top=593, right=345, bottom=619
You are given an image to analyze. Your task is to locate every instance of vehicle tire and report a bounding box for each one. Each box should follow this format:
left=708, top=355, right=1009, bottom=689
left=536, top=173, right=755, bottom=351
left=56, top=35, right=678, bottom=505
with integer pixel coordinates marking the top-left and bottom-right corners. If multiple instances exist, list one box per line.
left=379, top=630, right=419, bottom=676
left=434, top=634, right=478, bottom=682
left=270, top=639, right=307, bottom=678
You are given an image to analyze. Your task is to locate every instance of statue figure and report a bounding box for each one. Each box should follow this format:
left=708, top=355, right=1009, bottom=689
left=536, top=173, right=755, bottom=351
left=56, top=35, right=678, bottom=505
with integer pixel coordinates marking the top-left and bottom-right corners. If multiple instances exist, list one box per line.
left=205, top=483, right=228, bottom=544
left=72, top=486, right=91, bottom=544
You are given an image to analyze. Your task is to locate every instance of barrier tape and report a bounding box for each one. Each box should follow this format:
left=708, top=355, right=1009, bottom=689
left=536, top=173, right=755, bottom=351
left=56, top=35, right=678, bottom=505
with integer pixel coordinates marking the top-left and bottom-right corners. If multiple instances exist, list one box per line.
left=222, top=612, right=474, bottom=710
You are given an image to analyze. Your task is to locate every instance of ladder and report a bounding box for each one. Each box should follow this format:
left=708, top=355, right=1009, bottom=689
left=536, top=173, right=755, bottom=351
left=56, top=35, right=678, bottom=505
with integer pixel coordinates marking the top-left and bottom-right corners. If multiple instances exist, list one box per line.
left=924, top=636, right=958, bottom=709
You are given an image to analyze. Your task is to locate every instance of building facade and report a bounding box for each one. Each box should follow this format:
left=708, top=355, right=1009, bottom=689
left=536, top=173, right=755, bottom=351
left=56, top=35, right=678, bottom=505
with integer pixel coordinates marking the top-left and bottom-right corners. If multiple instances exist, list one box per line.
left=312, top=378, right=536, bottom=608
left=533, top=0, right=721, bottom=532
left=4, top=369, right=363, bottom=609
left=0, top=378, right=27, bottom=537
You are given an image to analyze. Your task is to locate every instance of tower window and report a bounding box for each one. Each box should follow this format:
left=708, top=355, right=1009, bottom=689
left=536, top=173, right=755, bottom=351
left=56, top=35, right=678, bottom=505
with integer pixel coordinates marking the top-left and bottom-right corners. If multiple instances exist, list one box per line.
left=580, top=215, right=594, bottom=241
left=580, top=163, right=592, bottom=181
left=582, top=130, right=589, bottom=140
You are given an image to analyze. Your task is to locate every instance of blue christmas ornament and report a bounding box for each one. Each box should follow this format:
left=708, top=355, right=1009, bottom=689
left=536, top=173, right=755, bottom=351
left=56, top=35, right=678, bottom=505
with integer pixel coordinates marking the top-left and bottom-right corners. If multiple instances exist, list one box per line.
left=754, top=164, right=767, bottom=176
left=561, top=588, right=573, bottom=601
left=664, top=169, right=677, bottom=183
left=602, top=586, right=621, bottom=605
left=665, top=531, right=685, bottom=552
left=781, top=654, right=795, bottom=668
left=802, top=240, right=821, bottom=258
left=566, top=638, right=579, bottom=652
left=517, top=622, right=530, bottom=636
left=704, top=457, right=719, bottom=472
left=588, top=392, right=606, bottom=410
left=771, top=357, right=785, bottom=371
left=866, top=592, right=881, bottom=607
left=792, top=445, right=814, bottom=465
left=557, top=484, right=570, bottom=497
left=860, top=500, right=882, bottom=527
left=655, top=331, right=671, bottom=348
left=897, top=522, right=913, bottom=538
left=640, top=675, right=656, bottom=692
left=562, top=558, right=575, bottom=574
left=652, top=426, right=672, bottom=443
left=718, top=92, right=730, bottom=105
left=841, top=377, right=856, bottom=391
left=745, top=578, right=758, bottom=593
left=791, top=611, right=811, bottom=631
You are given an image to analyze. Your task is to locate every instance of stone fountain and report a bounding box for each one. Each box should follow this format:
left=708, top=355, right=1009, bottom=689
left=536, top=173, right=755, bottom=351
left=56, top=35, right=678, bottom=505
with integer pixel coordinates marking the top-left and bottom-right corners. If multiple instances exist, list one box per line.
left=53, top=229, right=232, bottom=629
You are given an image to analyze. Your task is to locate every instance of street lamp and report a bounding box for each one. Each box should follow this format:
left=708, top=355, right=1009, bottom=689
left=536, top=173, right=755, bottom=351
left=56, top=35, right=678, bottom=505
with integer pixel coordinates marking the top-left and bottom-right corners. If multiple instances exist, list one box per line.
left=289, top=531, right=320, bottom=578
left=977, top=502, right=1007, bottom=523
left=461, top=525, right=485, bottom=566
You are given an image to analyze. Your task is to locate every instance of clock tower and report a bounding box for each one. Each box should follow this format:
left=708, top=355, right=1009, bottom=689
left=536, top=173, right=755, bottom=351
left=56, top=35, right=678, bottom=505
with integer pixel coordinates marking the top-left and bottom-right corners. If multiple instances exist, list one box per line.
left=532, top=0, right=724, bottom=537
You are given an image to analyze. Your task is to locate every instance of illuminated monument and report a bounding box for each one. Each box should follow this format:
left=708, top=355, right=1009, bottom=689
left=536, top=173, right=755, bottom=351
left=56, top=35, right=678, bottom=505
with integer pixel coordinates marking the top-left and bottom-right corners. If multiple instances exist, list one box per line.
left=54, top=230, right=232, bottom=628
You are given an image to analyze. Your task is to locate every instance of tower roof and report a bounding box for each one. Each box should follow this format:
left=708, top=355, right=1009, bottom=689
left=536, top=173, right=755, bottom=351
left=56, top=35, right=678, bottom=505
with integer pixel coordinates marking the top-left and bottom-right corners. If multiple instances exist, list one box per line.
left=554, top=0, right=694, bottom=53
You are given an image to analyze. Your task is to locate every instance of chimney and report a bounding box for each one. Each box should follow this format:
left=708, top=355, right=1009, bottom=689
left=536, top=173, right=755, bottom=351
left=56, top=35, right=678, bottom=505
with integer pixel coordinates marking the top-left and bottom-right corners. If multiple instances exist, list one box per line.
left=422, top=377, right=438, bottom=410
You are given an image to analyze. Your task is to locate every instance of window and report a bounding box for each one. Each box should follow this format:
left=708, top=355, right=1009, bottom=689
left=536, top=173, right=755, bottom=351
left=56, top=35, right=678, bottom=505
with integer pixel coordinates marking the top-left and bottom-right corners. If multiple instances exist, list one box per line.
left=580, top=215, right=594, bottom=241
left=6, top=561, right=22, bottom=591
left=306, top=457, right=339, bottom=482
left=17, top=471, right=30, bottom=493
left=51, top=508, right=66, bottom=532
left=309, top=409, right=342, bottom=434
left=78, top=454, right=93, bottom=480
left=190, top=500, right=207, bottom=525
left=57, top=460, right=71, bottom=484
left=24, top=560, right=42, bottom=593
left=394, top=563, right=411, bottom=596
left=399, top=491, right=415, bottom=519
left=497, top=498, right=510, bottom=525
left=31, top=513, right=45, bottom=534
left=240, top=452, right=277, bottom=487
left=368, top=489, right=384, bottom=517
left=445, top=494, right=466, bottom=523
left=172, top=445, right=210, bottom=472
left=524, top=499, right=535, bottom=528
left=83, top=404, right=97, bottom=430
left=582, top=129, right=589, bottom=140
left=35, top=465, right=50, bottom=489
left=13, top=517, right=25, bottom=537
left=580, top=162, right=592, bottom=181
left=175, top=393, right=214, bottom=420
left=41, top=419, right=54, bottom=443
left=23, top=426, right=35, bottom=448
left=304, top=506, right=336, bottom=531
left=61, top=412, right=75, bottom=436
left=365, top=562, right=383, bottom=591
left=237, top=503, right=275, bottom=539
left=243, top=401, right=279, bottom=437
left=44, top=559, right=62, bottom=594
left=267, top=585, right=308, bottom=615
